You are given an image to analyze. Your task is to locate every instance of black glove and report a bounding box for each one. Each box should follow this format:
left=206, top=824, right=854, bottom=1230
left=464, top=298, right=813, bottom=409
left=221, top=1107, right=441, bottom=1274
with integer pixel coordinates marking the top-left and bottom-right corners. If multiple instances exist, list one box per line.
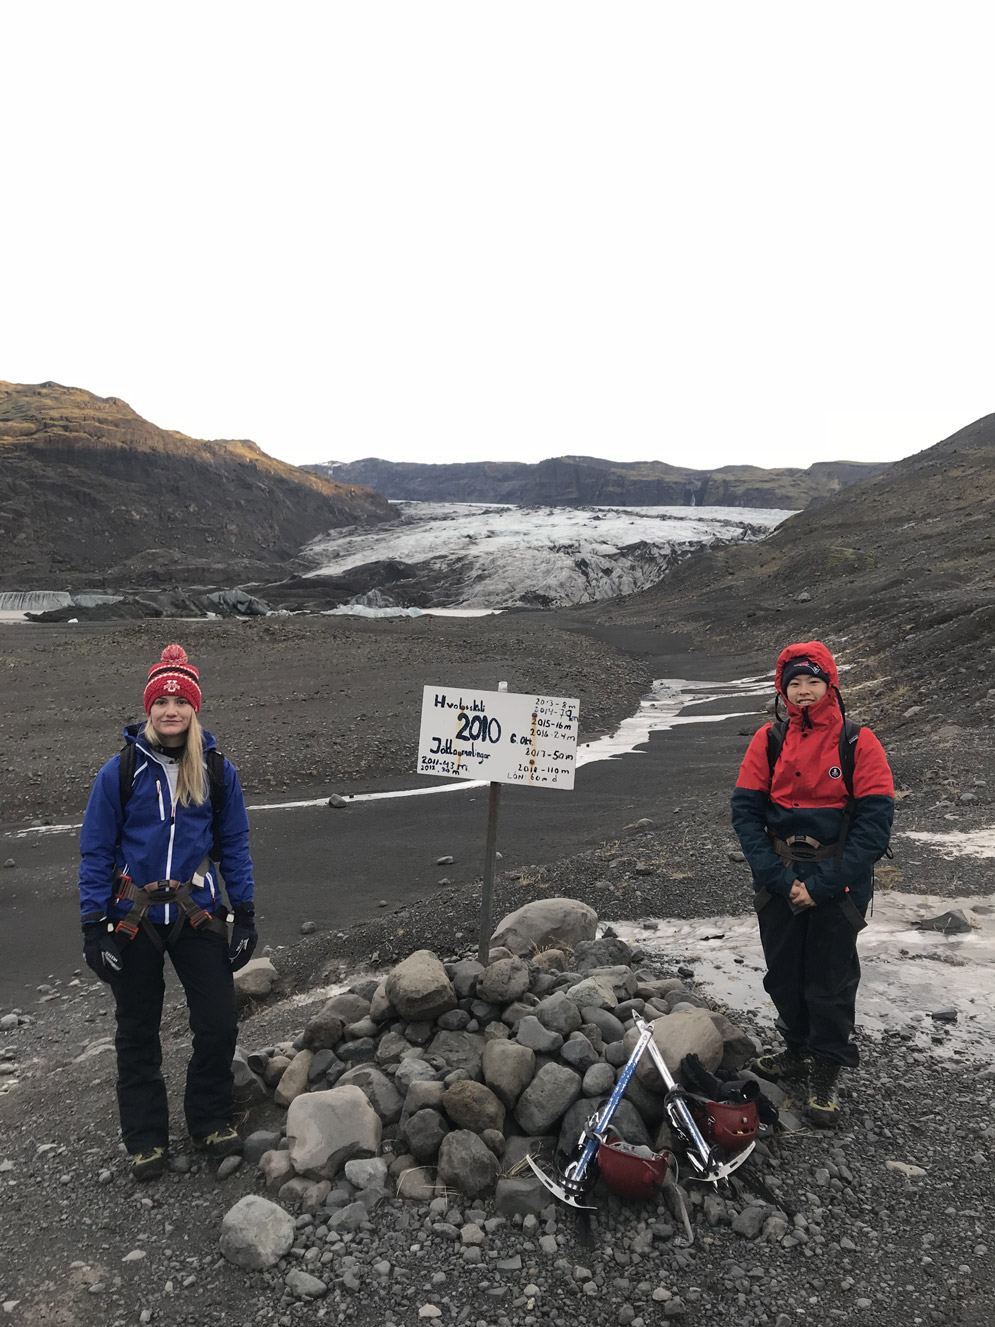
left=228, top=905, right=257, bottom=971
left=82, top=920, right=123, bottom=984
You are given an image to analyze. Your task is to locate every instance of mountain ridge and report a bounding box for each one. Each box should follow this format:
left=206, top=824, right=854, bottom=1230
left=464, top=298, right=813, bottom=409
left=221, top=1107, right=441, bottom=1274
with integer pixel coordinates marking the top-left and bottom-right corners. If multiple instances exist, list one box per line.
left=0, top=381, right=393, bottom=587
left=307, top=454, right=890, bottom=509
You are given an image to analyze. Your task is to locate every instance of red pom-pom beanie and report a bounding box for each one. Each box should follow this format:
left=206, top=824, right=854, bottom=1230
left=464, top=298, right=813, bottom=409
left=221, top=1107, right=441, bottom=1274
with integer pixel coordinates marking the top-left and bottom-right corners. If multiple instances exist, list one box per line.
left=144, top=644, right=202, bottom=714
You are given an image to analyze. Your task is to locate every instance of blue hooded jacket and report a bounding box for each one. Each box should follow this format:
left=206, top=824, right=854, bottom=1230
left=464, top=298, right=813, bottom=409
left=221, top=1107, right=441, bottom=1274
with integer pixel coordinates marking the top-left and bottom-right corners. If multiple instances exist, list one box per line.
left=78, top=724, right=254, bottom=924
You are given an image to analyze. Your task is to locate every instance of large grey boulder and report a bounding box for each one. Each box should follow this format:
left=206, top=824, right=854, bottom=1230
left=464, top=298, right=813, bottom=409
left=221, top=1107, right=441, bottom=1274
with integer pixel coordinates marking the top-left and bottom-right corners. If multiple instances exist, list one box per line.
left=231, top=1049, right=268, bottom=1107
left=369, top=982, right=394, bottom=1022
left=514, top=1015, right=563, bottom=1055
left=343, top=1157, right=389, bottom=1191
left=427, top=1030, right=485, bottom=1076
left=394, top=1057, right=439, bottom=1090
left=622, top=1007, right=723, bottom=1089
left=582, top=1062, right=616, bottom=1097
left=337, top=1065, right=404, bottom=1126
left=494, top=1177, right=548, bottom=1218
left=573, top=937, right=633, bottom=971
left=385, top=951, right=456, bottom=1021
left=531, top=948, right=569, bottom=973
left=396, top=1166, right=437, bottom=1200
left=564, top=975, right=618, bottom=1010
left=582, top=965, right=639, bottom=1000
left=490, top=898, right=598, bottom=957
left=233, top=957, right=278, bottom=1004
left=451, top=959, right=485, bottom=999
left=322, top=992, right=372, bottom=1024
left=477, top=956, right=531, bottom=1004
left=557, top=1097, right=651, bottom=1154
left=441, top=1080, right=506, bottom=1134
left=403, top=1108, right=449, bottom=1162
left=481, top=1039, right=536, bottom=1109
left=708, top=1011, right=759, bottom=1071
left=259, top=1149, right=295, bottom=1195
left=515, top=1063, right=582, bottom=1134
left=301, top=1005, right=345, bottom=1052
left=400, top=1079, right=446, bottom=1125
left=285, top=1269, right=328, bottom=1299
left=580, top=1006, right=626, bottom=1043
left=535, top=991, right=583, bottom=1037
left=437, top=1130, right=500, bottom=1198
left=274, top=1050, right=313, bottom=1108
left=220, top=1195, right=295, bottom=1269
left=286, top=1085, right=381, bottom=1180
left=374, top=1029, right=410, bottom=1067
left=560, top=1034, right=599, bottom=1075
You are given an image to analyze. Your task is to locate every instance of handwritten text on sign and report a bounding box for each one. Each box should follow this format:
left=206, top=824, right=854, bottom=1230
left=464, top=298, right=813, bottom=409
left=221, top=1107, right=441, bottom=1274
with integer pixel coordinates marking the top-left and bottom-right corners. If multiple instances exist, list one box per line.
left=417, top=687, right=580, bottom=789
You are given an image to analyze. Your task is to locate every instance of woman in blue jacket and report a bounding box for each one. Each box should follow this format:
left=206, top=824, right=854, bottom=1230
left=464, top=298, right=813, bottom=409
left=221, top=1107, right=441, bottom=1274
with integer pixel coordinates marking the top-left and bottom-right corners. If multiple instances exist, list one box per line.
left=78, top=644, right=258, bottom=1180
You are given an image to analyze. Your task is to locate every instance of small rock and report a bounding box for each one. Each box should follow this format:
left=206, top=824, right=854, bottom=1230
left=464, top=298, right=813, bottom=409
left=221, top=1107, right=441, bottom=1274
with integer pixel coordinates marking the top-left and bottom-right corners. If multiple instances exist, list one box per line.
left=915, top=910, right=972, bottom=935
left=299, top=921, right=317, bottom=936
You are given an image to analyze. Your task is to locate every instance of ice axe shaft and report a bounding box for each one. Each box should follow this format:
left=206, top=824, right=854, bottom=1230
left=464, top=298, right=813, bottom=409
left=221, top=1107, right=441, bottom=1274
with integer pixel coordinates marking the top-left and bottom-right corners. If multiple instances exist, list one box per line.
left=527, top=1019, right=656, bottom=1207
left=640, top=1023, right=755, bottom=1182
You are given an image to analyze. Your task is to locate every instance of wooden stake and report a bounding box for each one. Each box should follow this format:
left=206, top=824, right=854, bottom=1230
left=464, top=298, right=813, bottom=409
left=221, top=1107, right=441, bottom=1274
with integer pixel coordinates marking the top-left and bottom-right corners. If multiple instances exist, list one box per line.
left=477, top=680, right=507, bottom=965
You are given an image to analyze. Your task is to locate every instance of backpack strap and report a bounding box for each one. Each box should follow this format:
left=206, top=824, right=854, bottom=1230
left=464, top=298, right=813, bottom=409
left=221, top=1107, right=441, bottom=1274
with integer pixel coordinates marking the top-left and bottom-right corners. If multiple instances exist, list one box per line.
left=838, top=719, right=861, bottom=799
left=206, top=748, right=227, bottom=862
left=765, top=719, right=788, bottom=787
left=118, top=742, right=138, bottom=810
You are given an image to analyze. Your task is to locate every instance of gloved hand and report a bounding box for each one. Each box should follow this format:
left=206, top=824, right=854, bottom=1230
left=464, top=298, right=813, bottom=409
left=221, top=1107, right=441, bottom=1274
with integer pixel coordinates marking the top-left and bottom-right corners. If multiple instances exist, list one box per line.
left=228, top=904, right=258, bottom=971
left=82, top=920, right=123, bottom=984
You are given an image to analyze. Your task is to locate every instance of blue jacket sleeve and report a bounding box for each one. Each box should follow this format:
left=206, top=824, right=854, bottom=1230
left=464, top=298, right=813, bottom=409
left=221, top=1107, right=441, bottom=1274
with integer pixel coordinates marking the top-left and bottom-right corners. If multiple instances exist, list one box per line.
left=78, top=759, right=124, bottom=920
left=730, top=787, right=798, bottom=896
left=218, top=759, right=254, bottom=907
left=802, top=794, right=895, bottom=903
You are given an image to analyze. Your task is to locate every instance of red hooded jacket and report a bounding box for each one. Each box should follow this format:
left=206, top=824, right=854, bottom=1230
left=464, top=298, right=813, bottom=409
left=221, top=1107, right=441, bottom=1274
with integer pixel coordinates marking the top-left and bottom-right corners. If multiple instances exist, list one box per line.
left=731, top=641, right=894, bottom=906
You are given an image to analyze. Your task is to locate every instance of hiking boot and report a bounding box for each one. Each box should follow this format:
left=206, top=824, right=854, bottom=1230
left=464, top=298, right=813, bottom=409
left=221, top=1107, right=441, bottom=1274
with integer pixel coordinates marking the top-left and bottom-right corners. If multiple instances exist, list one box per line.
left=195, top=1126, right=243, bottom=1159
left=750, top=1046, right=812, bottom=1084
left=806, top=1061, right=842, bottom=1128
left=130, top=1147, right=167, bottom=1182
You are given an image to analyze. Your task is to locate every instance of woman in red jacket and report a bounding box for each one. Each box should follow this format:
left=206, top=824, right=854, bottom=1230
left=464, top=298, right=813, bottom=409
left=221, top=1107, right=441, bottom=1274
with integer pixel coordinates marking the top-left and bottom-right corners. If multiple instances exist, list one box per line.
left=731, top=641, right=894, bottom=1126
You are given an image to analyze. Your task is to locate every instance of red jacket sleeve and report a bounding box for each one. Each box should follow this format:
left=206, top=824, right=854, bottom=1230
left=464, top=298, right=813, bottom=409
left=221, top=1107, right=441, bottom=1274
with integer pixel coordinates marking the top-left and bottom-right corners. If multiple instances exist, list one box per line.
left=852, top=728, right=894, bottom=797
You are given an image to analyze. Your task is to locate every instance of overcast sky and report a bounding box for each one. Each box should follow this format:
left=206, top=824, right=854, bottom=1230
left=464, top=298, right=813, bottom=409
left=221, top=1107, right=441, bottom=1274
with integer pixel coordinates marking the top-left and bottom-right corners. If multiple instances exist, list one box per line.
left=3, top=3, right=992, bottom=472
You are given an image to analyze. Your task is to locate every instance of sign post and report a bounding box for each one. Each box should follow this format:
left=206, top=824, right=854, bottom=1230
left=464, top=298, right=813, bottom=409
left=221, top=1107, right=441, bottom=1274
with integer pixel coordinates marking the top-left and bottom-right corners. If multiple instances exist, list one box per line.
left=417, top=683, right=580, bottom=964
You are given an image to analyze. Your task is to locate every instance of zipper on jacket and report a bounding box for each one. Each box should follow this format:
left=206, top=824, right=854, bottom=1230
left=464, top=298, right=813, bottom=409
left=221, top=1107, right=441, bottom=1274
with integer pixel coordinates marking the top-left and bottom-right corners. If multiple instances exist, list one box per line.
left=164, top=805, right=177, bottom=924
left=156, top=780, right=165, bottom=822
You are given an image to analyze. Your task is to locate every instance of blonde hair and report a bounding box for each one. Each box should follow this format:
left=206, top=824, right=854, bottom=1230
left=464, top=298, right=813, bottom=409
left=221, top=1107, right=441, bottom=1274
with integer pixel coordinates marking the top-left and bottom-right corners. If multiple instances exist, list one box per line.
left=144, top=710, right=209, bottom=807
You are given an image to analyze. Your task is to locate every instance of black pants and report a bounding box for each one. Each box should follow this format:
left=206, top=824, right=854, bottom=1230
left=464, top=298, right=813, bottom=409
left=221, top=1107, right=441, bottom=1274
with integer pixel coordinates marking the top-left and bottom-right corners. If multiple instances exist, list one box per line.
left=112, top=921, right=237, bottom=1154
left=755, top=891, right=867, bottom=1068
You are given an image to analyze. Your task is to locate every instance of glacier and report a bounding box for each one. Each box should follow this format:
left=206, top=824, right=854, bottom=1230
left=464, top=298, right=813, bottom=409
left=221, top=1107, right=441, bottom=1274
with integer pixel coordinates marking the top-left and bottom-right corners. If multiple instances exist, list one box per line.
left=302, top=501, right=796, bottom=610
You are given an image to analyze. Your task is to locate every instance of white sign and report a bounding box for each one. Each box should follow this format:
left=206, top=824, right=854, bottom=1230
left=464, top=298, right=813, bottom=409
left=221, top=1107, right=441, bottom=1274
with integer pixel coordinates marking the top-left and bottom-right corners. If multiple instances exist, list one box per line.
left=417, top=686, right=580, bottom=789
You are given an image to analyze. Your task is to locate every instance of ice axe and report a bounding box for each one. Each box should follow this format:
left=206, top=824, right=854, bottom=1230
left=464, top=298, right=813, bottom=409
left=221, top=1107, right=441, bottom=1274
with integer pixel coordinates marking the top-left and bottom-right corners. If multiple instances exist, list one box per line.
left=527, top=1015, right=755, bottom=1210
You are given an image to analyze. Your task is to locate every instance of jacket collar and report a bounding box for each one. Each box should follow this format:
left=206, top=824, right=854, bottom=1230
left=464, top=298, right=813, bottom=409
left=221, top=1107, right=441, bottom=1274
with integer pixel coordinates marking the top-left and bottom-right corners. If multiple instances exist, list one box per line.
left=783, top=690, right=840, bottom=730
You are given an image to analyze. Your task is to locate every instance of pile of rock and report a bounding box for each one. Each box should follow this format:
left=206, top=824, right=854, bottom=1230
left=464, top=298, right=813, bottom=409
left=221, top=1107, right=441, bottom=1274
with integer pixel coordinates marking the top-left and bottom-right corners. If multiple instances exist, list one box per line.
left=223, top=899, right=761, bottom=1268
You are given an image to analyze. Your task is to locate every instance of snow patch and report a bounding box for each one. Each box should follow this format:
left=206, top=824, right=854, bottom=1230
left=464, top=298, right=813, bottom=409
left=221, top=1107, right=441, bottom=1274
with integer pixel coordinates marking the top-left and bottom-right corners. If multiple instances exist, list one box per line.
left=616, top=889, right=995, bottom=1063
left=902, top=827, right=995, bottom=859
